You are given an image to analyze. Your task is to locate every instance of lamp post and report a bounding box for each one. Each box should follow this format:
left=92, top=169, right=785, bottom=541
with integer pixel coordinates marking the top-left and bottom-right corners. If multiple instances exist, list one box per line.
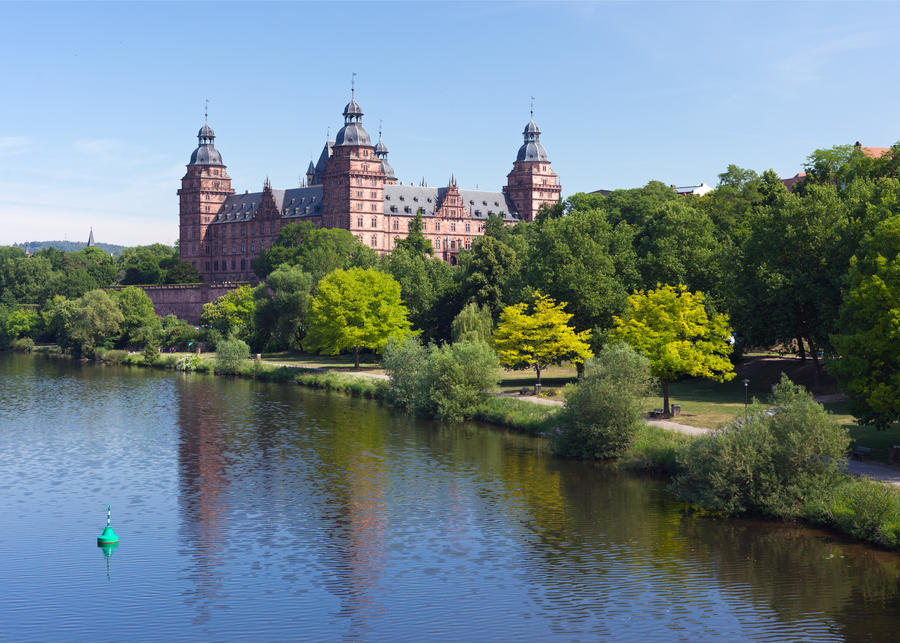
left=742, top=378, right=750, bottom=417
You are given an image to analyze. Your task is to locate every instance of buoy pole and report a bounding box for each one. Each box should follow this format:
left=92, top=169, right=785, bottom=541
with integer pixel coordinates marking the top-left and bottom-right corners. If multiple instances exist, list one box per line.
left=97, top=505, right=119, bottom=546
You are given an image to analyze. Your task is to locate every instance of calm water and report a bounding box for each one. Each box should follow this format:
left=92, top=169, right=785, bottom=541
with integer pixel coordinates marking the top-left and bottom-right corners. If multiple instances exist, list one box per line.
left=1, top=354, right=899, bottom=642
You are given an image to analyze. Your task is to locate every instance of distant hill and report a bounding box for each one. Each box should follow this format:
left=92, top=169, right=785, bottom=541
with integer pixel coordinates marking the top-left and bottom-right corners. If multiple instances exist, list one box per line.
left=13, top=240, right=128, bottom=256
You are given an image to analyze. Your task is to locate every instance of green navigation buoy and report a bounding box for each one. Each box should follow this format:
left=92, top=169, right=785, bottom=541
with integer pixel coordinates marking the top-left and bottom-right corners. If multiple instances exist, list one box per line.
left=97, top=505, right=119, bottom=546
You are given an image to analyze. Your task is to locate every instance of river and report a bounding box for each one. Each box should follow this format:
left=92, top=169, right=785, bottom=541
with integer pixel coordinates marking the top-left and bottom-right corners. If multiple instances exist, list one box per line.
left=1, top=354, right=898, bottom=641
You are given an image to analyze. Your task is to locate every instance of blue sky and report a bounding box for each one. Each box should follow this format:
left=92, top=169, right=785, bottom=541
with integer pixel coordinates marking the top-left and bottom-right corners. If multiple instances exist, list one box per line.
left=2, top=1, right=899, bottom=246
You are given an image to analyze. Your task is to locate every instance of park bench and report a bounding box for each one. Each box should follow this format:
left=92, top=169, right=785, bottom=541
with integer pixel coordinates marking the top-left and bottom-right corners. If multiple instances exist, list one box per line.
left=852, top=446, right=872, bottom=461
left=649, top=409, right=665, bottom=419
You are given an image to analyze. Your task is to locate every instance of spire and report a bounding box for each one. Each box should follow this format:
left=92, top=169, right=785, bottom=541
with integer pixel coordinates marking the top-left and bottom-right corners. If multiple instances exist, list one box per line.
left=87, top=227, right=95, bottom=247
left=205, top=98, right=209, bottom=124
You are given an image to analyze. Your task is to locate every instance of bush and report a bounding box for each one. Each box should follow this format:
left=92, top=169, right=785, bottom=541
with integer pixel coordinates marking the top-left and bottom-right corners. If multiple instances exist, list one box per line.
left=426, top=340, right=500, bottom=421
left=618, top=423, right=692, bottom=475
left=103, top=349, right=129, bottom=365
left=215, top=339, right=250, bottom=375
left=10, top=337, right=34, bottom=352
left=673, top=375, right=850, bottom=519
left=827, top=478, right=900, bottom=547
left=551, top=343, right=655, bottom=459
left=143, top=345, right=159, bottom=366
left=384, top=337, right=500, bottom=421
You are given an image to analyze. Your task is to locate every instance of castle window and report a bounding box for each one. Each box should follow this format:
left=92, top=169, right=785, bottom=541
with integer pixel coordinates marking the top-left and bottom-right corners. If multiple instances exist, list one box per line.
left=465, top=223, right=470, bottom=232
left=390, top=205, right=397, bottom=213
left=385, top=195, right=391, bottom=200
left=371, top=204, right=377, bottom=211
left=435, top=222, right=441, bottom=231
left=469, top=200, right=474, bottom=205
left=357, top=203, right=363, bottom=210
left=357, top=216, right=363, bottom=227
left=413, top=197, right=418, bottom=202
left=482, top=201, right=487, bottom=206
left=214, top=261, right=219, bottom=271
left=357, top=234, right=362, bottom=242
left=399, top=195, right=404, bottom=201
left=435, top=239, right=441, bottom=249
left=240, top=259, right=246, bottom=270
left=427, top=197, right=432, bottom=203
left=370, top=191, right=377, bottom=198
left=404, top=206, right=411, bottom=213
left=407, top=221, right=413, bottom=230
left=371, top=235, right=377, bottom=247
left=231, top=260, right=236, bottom=269
left=371, top=217, right=377, bottom=227
left=392, top=219, right=398, bottom=230
left=357, top=190, right=363, bottom=197
left=450, top=223, right=456, bottom=232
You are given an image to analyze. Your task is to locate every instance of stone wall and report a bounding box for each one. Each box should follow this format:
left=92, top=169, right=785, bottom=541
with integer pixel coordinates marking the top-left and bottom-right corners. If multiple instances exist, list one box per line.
left=106, top=283, right=245, bottom=324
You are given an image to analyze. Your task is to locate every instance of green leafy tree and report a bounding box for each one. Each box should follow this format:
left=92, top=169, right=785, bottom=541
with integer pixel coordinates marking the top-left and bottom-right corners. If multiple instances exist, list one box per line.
left=161, top=314, right=199, bottom=351
left=67, top=247, right=118, bottom=286
left=451, top=302, right=493, bottom=343
left=613, top=284, right=734, bottom=416
left=395, top=211, right=433, bottom=255
left=493, top=292, right=593, bottom=394
left=164, top=260, right=201, bottom=284
left=831, top=214, right=900, bottom=428
left=305, top=267, right=412, bottom=368
left=252, top=222, right=376, bottom=282
left=552, top=343, right=656, bottom=459
left=114, top=286, right=162, bottom=349
left=386, top=243, right=455, bottom=341
left=118, top=244, right=178, bottom=285
left=253, top=264, right=313, bottom=351
left=200, top=285, right=256, bottom=343
left=525, top=206, right=638, bottom=337
left=66, top=289, right=124, bottom=356
left=461, top=236, right=520, bottom=317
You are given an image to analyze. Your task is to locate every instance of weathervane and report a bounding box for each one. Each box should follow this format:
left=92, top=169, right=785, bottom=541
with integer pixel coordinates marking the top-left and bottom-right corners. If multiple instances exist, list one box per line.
left=530, top=96, right=534, bottom=118
left=205, top=98, right=209, bottom=123
left=351, top=72, right=357, bottom=99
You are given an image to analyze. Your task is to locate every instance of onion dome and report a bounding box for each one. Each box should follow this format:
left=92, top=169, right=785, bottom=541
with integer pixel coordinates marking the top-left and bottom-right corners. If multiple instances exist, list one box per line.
left=516, top=116, right=549, bottom=162
left=375, top=139, right=388, bottom=156
left=189, top=122, right=223, bottom=165
left=334, top=92, right=371, bottom=147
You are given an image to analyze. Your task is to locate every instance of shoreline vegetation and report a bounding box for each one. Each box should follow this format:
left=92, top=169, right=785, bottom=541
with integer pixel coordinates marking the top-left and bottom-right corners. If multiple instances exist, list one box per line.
left=16, top=343, right=900, bottom=553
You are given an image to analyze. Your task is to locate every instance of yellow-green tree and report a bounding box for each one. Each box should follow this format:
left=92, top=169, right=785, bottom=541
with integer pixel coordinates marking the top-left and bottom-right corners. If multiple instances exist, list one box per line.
left=493, top=292, right=593, bottom=394
left=305, top=267, right=412, bottom=368
left=613, top=284, right=734, bottom=417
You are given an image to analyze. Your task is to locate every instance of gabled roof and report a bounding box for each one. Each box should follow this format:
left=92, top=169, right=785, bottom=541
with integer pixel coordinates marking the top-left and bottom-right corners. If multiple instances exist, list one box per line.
left=383, top=184, right=520, bottom=221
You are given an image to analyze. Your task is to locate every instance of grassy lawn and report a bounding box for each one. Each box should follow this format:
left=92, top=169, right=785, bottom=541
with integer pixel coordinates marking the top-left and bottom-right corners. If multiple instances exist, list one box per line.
left=496, top=365, right=579, bottom=400
left=639, top=376, right=767, bottom=430
left=258, top=351, right=385, bottom=374
left=821, top=399, right=900, bottom=464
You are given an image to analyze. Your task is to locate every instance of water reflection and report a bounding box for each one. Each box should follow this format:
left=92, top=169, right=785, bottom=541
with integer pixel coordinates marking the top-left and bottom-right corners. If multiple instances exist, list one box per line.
left=3, top=353, right=899, bottom=641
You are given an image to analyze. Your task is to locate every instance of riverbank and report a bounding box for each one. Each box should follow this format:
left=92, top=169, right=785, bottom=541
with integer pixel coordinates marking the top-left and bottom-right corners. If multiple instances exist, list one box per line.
left=20, top=344, right=900, bottom=553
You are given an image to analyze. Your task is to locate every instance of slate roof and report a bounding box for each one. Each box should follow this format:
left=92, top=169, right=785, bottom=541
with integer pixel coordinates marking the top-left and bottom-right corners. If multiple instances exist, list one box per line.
left=383, top=184, right=520, bottom=221
left=210, top=186, right=324, bottom=223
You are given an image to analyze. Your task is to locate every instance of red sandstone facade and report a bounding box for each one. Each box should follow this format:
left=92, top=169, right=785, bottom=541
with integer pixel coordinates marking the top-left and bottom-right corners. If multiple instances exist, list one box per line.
left=179, top=95, right=561, bottom=282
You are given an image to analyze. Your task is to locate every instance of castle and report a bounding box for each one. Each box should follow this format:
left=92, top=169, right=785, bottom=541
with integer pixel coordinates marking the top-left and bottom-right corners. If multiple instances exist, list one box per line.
left=178, top=93, right=561, bottom=282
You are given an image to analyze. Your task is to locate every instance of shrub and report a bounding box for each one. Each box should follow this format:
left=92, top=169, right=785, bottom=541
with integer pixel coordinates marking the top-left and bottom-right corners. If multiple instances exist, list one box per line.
left=176, top=355, right=204, bottom=372
left=215, top=339, right=250, bottom=375
left=551, top=342, right=655, bottom=459
left=103, top=349, right=129, bottom=365
left=10, top=337, right=34, bottom=352
left=618, top=423, right=692, bottom=475
left=426, top=340, right=500, bottom=421
left=384, top=337, right=500, bottom=421
left=143, top=345, right=159, bottom=366
left=673, top=375, right=850, bottom=519
left=383, top=335, right=429, bottom=412
left=827, top=478, right=900, bottom=547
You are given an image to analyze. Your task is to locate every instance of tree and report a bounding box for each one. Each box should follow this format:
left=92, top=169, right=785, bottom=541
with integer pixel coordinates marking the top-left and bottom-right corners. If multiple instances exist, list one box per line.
left=493, top=292, right=593, bottom=394
left=831, top=214, right=900, bottom=428
left=304, top=267, right=412, bottom=368
left=612, top=284, right=734, bottom=416
left=395, top=211, right=433, bottom=255
left=253, top=264, right=313, bottom=351
left=524, top=206, right=638, bottom=337
left=462, top=236, right=520, bottom=316
left=66, top=289, right=124, bottom=356
left=451, top=302, right=493, bottom=343
left=252, top=222, right=376, bottom=281
left=200, top=285, right=256, bottom=343
left=118, top=244, right=178, bottom=285
left=164, top=260, right=201, bottom=284
left=114, top=286, right=161, bottom=349
left=385, top=242, right=454, bottom=341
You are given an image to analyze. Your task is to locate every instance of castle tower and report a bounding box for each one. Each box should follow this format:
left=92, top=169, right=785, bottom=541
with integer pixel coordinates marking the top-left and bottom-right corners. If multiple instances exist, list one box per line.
left=503, top=112, right=561, bottom=222
left=322, top=89, right=386, bottom=250
left=178, top=122, right=234, bottom=276
left=374, top=127, right=397, bottom=185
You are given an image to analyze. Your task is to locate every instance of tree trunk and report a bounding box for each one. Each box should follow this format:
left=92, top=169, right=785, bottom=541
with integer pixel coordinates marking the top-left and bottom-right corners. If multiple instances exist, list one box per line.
left=797, top=335, right=806, bottom=360
left=576, top=361, right=585, bottom=380
left=662, top=380, right=670, bottom=418
left=354, top=346, right=360, bottom=370
left=534, top=365, right=542, bottom=396
left=809, top=338, right=823, bottom=391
